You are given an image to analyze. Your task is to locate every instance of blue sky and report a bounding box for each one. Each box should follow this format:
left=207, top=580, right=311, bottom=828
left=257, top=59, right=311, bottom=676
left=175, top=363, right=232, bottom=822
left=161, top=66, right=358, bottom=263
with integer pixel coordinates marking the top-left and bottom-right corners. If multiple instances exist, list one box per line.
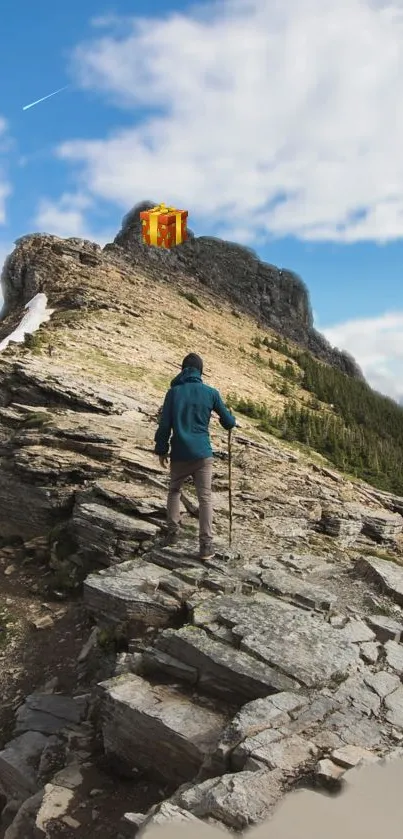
left=1, top=0, right=403, bottom=400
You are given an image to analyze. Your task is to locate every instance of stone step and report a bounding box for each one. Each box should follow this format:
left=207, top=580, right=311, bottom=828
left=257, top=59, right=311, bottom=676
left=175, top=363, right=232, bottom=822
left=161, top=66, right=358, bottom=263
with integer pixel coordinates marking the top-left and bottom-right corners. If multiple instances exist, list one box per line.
left=144, top=625, right=300, bottom=703
left=191, top=592, right=359, bottom=689
left=98, top=673, right=226, bottom=786
left=84, top=558, right=193, bottom=628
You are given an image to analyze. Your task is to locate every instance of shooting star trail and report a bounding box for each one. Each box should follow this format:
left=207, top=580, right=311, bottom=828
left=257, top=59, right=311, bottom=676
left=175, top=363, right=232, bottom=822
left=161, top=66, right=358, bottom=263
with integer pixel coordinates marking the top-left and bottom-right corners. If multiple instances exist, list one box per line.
left=22, top=85, right=69, bottom=111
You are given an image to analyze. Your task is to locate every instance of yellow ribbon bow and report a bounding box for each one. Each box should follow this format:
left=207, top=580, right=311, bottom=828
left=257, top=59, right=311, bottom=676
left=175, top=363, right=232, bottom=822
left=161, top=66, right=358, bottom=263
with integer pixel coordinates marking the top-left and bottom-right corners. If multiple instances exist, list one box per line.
left=148, top=203, right=185, bottom=246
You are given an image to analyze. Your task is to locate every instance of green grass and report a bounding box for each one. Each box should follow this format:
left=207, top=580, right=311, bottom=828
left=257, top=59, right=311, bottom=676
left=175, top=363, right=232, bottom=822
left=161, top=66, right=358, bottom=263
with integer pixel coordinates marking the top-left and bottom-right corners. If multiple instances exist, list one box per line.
left=86, top=349, right=147, bottom=382
left=19, top=412, right=53, bottom=430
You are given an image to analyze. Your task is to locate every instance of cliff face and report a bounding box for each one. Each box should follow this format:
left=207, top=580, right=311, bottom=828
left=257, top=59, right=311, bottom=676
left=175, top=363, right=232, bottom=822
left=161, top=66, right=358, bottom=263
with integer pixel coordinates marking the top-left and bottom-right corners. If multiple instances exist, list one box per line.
left=109, top=201, right=363, bottom=379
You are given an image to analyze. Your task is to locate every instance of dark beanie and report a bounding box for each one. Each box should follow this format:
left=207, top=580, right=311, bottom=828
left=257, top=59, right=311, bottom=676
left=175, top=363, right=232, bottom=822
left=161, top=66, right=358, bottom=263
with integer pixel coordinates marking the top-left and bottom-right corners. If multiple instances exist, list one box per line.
left=182, top=353, right=203, bottom=373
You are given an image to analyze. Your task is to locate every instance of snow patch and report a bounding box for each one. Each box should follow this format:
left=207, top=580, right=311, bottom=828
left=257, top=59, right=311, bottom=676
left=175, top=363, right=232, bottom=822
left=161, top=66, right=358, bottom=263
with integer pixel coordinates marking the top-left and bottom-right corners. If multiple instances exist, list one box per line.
left=0, top=293, right=54, bottom=351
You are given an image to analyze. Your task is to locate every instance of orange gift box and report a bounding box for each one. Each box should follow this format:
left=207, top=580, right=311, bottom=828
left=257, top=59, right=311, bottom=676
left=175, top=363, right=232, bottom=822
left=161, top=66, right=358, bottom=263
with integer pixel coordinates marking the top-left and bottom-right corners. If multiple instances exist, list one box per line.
left=140, top=203, right=188, bottom=248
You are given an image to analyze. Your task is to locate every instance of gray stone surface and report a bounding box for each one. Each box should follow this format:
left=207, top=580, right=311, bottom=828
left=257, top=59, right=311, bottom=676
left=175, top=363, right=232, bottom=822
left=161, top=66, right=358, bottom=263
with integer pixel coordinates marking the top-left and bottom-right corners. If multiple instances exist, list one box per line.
left=72, top=501, right=158, bottom=565
left=0, top=732, right=48, bottom=799
left=173, top=768, right=285, bottom=829
left=192, top=593, right=358, bottom=688
left=384, top=640, right=403, bottom=675
left=384, top=687, right=403, bottom=729
left=361, top=510, right=403, bottom=542
left=240, top=733, right=319, bottom=773
left=14, top=694, right=88, bottom=735
left=99, top=674, right=225, bottom=785
left=84, top=559, right=184, bottom=627
left=364, top=671, right=401, bottom=699
left=315, top=758, right=345, bottom=784
left=322, top=709, right=384, bottom=748
left=331, top=745, right=377, bottom=768
left=339, top=619, right=375, bottom=644
left=211, top=693, right=306, bottom=770
left=153, top=625, right=299, bottom=703
left=257, top=558, right=336, bottom=611
left=333, top=675, right=381, bottom=716
left=367, top=614, right=403, bottom=642
left=360, top=641, right=379, bottom=664
left=356, top=555, right=403, bottom=606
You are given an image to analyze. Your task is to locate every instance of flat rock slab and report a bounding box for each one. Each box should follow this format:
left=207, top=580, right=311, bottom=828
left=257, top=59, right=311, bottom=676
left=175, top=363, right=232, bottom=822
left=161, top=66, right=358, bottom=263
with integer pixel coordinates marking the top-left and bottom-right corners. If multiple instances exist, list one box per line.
left=333, top=675, right=381, bottom=716
left=258, top=560, right=336, bottom=612
left=242, top=733, right=319, bottom=774
left=384, top=687, right=403, bottom=729
left=194, top=593, right=358, bottom=689
left=367, top=614, right=403, bottom=642
left=331, top=745, right=377, bottom=768
left=315, top=758, right=345, bottom=784
left=72, top=501, right=158, bottom=565
left=0, top=731, right=48, bottom=799
left=152, top=625, right=299, bottom=703
left=384, top=640, right=403, bottom=675
left=15, top=694, right=88, bottom=735
left=173, top=769, right=285, bottom=830
left=274, top=553, right=332, bottom=576
left=355, top=555, right=403, bottom=606
left=322, top=708, right=384, bottom=749
left=84, top=559, right=184, bottom=627
left=338, top=619, right=375, bottom=644
left=35, top=783, right=74, bottom=832
left=99, top=674, right=225, bottom=785
left=364, top=671, right=401, bottom=699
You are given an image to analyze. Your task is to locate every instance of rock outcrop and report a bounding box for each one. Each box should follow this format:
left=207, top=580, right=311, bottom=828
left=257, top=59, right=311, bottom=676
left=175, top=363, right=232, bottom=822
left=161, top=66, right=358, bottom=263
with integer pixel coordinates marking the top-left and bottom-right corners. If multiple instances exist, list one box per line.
left=2, top=203, right=363, bottom=379
left=110, top=201, right=363, bottom=378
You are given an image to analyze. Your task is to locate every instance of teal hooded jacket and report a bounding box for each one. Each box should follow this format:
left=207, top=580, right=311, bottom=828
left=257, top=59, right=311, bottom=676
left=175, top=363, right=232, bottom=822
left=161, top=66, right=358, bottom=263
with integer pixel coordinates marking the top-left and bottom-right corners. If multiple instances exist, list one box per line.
left=154, top=367, right=236, bottom=461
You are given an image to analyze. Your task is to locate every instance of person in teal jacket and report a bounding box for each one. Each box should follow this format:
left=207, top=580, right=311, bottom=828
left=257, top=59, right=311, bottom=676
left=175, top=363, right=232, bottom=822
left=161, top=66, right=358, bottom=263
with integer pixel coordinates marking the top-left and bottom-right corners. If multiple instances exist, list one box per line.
left=154, top=353, right=236, bottom=560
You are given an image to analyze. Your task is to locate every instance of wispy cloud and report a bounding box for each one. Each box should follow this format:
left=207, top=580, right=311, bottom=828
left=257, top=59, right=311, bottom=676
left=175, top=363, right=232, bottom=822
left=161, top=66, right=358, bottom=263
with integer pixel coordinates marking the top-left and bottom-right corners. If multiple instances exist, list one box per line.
left=53, top=0, right=403, bottom=244
left=34, top=192, right=113, bottom=244
left=0, top=117, right=11, bottom=225
left=323, top=312, right=403, bottom=403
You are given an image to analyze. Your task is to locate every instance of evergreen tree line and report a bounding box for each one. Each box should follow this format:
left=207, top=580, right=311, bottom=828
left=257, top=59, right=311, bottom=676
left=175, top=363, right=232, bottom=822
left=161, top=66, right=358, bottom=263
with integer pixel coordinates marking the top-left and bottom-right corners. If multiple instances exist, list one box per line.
left=228, top=344, right=403, bottom=494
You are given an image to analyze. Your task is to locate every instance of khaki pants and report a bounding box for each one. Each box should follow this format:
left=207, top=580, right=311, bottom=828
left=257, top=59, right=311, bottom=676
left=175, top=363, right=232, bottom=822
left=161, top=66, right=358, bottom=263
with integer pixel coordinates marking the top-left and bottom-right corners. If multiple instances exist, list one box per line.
left=167, top=457, right=213, bottom=545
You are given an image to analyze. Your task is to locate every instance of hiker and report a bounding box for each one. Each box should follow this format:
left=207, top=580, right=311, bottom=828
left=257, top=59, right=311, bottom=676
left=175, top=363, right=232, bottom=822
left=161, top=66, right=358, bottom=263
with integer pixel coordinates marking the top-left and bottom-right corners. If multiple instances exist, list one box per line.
left=154, top=353, right=236, bottom=561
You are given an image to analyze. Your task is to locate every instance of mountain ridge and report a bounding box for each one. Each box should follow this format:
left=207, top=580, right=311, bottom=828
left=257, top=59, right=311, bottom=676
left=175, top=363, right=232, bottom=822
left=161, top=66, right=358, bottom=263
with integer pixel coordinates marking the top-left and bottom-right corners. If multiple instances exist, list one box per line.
left=0, top=200, right=362, bottom=381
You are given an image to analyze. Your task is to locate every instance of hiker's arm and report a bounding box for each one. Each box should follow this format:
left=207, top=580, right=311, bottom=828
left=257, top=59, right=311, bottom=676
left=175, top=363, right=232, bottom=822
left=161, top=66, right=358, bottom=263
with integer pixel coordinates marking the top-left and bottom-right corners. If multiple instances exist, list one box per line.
left=154, top=390, right=173, bottom=456
left=213, top=390, right=237, bottom=431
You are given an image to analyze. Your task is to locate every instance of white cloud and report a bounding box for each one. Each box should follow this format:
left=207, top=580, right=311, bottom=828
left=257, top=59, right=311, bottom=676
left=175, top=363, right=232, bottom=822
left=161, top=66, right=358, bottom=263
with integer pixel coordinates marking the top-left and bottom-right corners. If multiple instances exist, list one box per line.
left=0, top=117, right=11, bottom=225
left=34, top=193, right=113, bottom=244
left=53, top=0, right=403, bottom=244
left=323, top=312, right=403, bottom=402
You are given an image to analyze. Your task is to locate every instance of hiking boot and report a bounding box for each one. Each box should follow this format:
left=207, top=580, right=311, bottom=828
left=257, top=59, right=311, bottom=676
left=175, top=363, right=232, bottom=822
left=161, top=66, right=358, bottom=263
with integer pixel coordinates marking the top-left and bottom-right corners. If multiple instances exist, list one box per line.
left=161, top=526, right=180, bottom=548
left=199, top=540, right=215, bottom=562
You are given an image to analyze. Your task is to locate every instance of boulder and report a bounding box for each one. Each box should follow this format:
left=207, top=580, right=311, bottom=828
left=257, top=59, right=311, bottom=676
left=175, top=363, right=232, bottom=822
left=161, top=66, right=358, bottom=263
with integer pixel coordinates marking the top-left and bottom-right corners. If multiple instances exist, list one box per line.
left=355, top=555, right=403, bottom=606
left=172, top=768, right=285, bottom=830
left=193, top=593, right=359, bottom=689
left=71, top=500, right=159, bottom=565
left=99, top=674, right=225, bottom=785
left=14, top=694, right=88, bottom=736
left=84, top=559, right=185, bottom=628
left=151, top=625, right=299, bottom=703
left=0, top=732, right=48, bottom=800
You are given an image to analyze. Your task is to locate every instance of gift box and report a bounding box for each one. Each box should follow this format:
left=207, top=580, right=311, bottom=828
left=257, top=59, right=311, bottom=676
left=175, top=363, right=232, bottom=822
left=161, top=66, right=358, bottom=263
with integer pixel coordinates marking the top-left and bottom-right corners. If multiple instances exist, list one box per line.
left=140, top=203, right=188, bottom=248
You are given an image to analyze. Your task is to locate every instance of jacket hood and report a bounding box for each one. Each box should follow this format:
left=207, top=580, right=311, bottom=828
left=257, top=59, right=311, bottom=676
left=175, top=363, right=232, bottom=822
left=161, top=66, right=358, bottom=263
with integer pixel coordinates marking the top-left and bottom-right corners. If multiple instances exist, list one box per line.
left=171, top=367, right=202, bottom=387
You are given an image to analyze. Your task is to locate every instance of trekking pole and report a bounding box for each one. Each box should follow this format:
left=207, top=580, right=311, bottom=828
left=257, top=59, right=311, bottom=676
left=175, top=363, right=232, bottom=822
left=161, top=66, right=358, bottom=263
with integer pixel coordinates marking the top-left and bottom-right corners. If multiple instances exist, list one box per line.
left=228, top=428, right=233, bottom=547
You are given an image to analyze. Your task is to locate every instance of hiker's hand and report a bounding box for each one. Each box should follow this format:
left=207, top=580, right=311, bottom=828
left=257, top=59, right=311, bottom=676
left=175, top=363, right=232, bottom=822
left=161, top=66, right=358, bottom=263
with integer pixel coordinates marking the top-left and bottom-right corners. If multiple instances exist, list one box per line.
left=159, top=456, right=169, bottom=469
left=235, top=420, right=242, bottom=429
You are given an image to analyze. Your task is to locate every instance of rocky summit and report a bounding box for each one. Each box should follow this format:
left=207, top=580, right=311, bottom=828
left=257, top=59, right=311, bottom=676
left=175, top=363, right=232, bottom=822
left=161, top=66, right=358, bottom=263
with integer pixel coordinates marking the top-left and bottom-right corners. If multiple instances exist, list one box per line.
left=0, top=207, right=403, bottom=837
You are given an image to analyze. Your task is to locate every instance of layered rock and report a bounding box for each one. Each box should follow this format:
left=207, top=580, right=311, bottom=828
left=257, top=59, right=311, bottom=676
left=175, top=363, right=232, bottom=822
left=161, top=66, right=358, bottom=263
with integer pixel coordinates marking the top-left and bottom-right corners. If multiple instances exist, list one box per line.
left=109, top=202, right=363, bottom=378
